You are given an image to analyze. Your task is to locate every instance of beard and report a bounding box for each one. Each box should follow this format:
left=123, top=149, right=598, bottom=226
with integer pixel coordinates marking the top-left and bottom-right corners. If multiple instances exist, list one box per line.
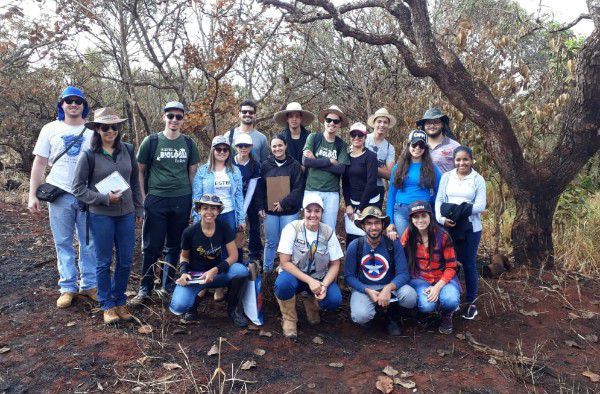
left=426, top=128, right=443, bottom=138
left=241, top=117, right=254, bottom=125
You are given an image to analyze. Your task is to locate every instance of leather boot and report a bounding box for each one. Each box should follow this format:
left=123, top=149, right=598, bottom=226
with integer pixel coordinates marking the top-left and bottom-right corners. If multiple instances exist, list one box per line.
left=183, top=296, right=201, bottom=322
left=385, top=304, right=404, bottom=336
left=227, top=277, right=249, bottom=328
left=303, top=296, right=321, bottom=325
left=276, top=296, right=298, bottom=339
left=103, top=308, right=120, bottom=324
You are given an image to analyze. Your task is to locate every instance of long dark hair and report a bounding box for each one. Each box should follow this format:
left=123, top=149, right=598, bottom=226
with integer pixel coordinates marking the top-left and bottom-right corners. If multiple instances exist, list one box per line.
left=91, top=126, right=122, bottom=154
left=394, top=143, right=436, bottom=191
left=405, top=212, right=444, bottom=275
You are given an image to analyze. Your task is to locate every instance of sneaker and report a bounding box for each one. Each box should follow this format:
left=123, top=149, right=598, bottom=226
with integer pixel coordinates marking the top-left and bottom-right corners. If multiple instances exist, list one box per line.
left=103, top=308, right=120, bottom=324
left=438, top=312, right=454, bottom=335
left=462, top=304, right=478, bottom=320
left=56, top=292, right=75, bottom=309
left=128, top=289, right=150, bottom=306
left=115, top=305, right=134, bottom=322
left=79, top=288, right=98, bottom=301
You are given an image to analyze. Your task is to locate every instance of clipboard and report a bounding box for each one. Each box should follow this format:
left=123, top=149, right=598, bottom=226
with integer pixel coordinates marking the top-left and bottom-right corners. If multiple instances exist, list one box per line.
left=266, top=176, right=290, bottom=209
left=95, top=171, right=130, bottom=195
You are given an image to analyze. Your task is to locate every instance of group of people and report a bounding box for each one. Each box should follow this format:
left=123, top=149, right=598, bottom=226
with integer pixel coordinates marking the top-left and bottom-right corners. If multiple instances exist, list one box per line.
left=28, top=86, right=486, bottom=338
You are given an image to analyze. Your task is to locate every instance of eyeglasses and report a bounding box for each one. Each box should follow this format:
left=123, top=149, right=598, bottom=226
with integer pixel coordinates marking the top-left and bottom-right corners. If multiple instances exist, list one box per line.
left=241, top=110, right=255, bottom=115
left=166, top=113, right=184, bottom=120
left=200, top=194, right=222, bottom=203
left=63, top=97, right=83, bottom=105
left=100, top=124, right=121, bottom=132
left=214, top=147, right=230, bottom=153
left=236, top=144, right=252, bottom=149
left=324, top=117, right=342, bottom=125
left=350, top=131, right=365, bottom=139
left=411, top=142, right=426, bottom=149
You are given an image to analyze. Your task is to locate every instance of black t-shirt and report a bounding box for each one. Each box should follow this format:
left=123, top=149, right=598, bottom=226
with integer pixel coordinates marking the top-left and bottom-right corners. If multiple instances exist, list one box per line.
left=180, top=220, right=236, bottom=273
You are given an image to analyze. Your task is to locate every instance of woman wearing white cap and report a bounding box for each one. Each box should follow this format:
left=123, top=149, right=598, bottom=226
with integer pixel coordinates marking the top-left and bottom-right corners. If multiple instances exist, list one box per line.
left=274, top=194, right=344, bottom=339
left=342, top=122, right=380, bottom=246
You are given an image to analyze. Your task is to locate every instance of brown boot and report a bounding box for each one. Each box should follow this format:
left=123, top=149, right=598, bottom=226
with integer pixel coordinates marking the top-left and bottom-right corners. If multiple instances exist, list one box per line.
left=115, top=305, right=134, bottom=322
left=276, top=296, right=298, bottom=339
left=79, top=288, right=98, bottom=302
left=303, top=296, right=321, bottom=325
left=56, top=292, right=75, bottom=309
left=213, top=287, right=226, bottom=302
left=103, top=308, right=120, bottom=324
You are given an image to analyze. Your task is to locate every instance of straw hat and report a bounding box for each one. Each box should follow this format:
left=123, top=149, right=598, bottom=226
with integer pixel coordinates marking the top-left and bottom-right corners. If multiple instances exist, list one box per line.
left=273, top=102, right=316, bottom=127
left=367, top=108, right=397, bottom=128
left=317, top=105, right=349, bottom=128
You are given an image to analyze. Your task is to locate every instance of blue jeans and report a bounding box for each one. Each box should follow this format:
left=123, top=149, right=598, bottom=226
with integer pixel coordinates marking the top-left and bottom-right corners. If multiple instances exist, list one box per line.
left=274, top=271, right=342, bottom=311
left=90, top=212, right=135, bottom=310
left=169, top=262, right=249, bottom=315
left=218, top=211, right=236, bottom=260
left=350, top=284, right=417, bottom=324
left=263, top=213, right=298, bottom=273
left=454, top=231, right=482, bottom=304
left=393, top=203, right=410, bottom=237
left=409, top=278, right=460, bottom=313
left=303, top=190, right=339, bottom=231
left=48, top=193, right=96, bottom=293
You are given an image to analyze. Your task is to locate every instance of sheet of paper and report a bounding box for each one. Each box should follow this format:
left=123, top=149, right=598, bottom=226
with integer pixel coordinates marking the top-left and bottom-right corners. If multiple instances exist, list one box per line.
left=243, top=178, right=259, bottom=214
left=94, top=171, right=130, bottom=195
left=344, top=214, right=366, bottom=236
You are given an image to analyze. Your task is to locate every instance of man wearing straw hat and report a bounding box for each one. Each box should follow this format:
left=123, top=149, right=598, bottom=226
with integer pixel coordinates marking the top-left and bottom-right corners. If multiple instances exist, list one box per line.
left=366, top=108, right=397, bottom=203
left=273, top=102, right=316, bottom=165
left=302, top=105, right=350, bottom=230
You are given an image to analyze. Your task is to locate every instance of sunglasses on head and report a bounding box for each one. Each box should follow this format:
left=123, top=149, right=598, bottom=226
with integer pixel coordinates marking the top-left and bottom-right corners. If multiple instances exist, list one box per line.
left=241, top=110, right=255, bottom=115
left=200, top=194, right=221, bottom=203
left=350, top=131, right=365, bottom=139
left=411, top=142, right=426, bottom=149
left=166, top=113, right=184, bottom=120
left=99, top=124, right=121, bottom=132
left=63, top=97, right=84, bottom=105
left=236, top=143, right=252, bottom=149
left=324, top=117, right=342, bottom=125
left=214, top=146, right=229, bottom=153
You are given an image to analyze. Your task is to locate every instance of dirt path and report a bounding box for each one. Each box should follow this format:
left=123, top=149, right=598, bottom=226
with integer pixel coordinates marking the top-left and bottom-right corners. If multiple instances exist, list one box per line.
left=0, top=202, right=598, bottom=393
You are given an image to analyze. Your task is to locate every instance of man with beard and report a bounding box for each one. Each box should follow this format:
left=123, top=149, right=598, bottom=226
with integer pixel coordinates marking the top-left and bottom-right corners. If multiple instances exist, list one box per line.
left=416, top=107, right=460, bottom=173
left=344, top=206, right=416, bottom=336
left=224, top=100, right=268, bottom=263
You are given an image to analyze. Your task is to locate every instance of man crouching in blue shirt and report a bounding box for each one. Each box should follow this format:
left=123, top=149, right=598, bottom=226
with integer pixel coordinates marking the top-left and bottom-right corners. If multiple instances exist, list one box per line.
left=345, top=206, right=417, bottom=335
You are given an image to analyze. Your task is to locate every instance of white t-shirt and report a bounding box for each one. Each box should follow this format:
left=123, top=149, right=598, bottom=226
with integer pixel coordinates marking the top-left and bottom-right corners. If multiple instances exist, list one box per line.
left=213, top=169, right=233, bottom=213
left=365, top=133, right=396, bottom=186
left=32, top=120, right=93, bottom=194
left=277, top=221, right=344, bottom=261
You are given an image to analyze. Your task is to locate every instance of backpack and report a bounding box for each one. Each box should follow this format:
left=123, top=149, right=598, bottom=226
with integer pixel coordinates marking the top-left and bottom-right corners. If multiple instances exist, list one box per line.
left=144, top=133, right=194, bottom=193
left=356, top=236, right=395, bottom=272
left=311, top=132, right=345, bottom=158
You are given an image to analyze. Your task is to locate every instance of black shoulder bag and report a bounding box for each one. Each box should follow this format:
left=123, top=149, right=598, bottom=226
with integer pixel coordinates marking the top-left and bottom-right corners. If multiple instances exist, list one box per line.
left=36, top=126, right=86, bottom=202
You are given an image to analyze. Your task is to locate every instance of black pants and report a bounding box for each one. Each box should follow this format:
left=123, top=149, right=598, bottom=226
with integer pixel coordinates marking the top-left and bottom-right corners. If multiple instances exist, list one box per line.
left=247, top=203, right=262, bottom=261
left=140, top=194, right=192, bottom=292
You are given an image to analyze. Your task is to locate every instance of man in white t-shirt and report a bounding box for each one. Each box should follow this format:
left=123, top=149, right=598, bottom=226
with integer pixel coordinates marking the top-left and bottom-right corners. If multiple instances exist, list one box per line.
left=366, top=108, right=397, bottom=203
left=28, top=86, right=97, bottom=309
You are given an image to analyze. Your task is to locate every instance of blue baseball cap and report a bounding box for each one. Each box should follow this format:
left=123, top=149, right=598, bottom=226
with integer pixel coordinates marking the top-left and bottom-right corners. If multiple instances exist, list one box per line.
left=57, top=86, right=89, bottom=120
left=163, top=101, right=185, bottom=113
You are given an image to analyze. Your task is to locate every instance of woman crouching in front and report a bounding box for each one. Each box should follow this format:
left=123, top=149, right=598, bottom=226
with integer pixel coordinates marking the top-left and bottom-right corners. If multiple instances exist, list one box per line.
left=274, top=194, right=344, bottom=340
left=169, top=194, right=250, bottom=327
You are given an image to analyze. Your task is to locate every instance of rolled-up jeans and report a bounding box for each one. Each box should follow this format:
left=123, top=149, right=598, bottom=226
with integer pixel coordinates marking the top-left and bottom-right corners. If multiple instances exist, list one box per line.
left=303, top=190, right=339, bottom=231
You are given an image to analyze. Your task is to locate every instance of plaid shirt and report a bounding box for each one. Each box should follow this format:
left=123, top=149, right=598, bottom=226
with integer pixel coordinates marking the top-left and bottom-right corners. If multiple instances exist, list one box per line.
left=401, top=228, right=457, bottom=284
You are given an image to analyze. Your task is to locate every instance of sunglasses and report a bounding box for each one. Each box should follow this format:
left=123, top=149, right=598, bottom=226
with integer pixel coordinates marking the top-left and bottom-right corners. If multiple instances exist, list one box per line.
left=214, top=147, right=230, bottom=153
left=324, top=117, right=342, bottom=125
left=63, top=97, right=84, bottom=105
left=100, top=124, right=121, bottom=132
left=236, top=143, right=252, bottom=149
left=200, top=194, right=222, bottom=203
left=350, top=131, right=365, bottom=139
left=411, top=142, right=426, bottom=149
left=166, top=113, right=184, bottom=120
left=241, top=110, right=255, bottom=115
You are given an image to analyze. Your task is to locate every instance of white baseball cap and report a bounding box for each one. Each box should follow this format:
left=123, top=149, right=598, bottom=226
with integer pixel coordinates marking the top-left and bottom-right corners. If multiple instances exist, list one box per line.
left=302, top=194, right=324, bottom=210
left=234, top=132, right=253, bottom=146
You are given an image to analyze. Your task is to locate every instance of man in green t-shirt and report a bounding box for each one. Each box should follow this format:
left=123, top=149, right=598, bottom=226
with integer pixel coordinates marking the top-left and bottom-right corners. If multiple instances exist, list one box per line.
left=130, top=101, right=201, bottom=305
left=302, top=105, right=350, bottom=230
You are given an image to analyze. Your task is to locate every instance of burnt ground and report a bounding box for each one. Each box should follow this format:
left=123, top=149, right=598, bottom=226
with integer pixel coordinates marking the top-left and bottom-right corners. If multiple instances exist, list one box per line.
left=0, top=201, right=598, bottom=393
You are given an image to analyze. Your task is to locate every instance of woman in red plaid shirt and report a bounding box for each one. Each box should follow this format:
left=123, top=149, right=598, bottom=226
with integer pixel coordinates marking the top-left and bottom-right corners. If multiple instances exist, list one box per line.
left=400, top=201, right=460, bottom=334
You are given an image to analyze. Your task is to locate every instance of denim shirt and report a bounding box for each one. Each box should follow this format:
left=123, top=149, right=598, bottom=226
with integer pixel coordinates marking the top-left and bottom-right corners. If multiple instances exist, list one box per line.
left=192, top=164, right=245, bottom=226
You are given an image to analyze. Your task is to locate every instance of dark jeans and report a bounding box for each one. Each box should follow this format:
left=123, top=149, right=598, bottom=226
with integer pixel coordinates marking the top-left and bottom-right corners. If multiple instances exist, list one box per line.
left=140, top=194, right=192, bottom=293
left=247, top=203, right=262, bottom=260
left=454, top=230, right=482, bottom=304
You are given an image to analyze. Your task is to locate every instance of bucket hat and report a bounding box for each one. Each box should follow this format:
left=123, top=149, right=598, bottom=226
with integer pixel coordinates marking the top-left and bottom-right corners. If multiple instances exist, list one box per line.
left=354, top=206, right=390, bottom=229
left=416, top=107, right=449, bottom=128
left=273, top=102, right=316, bottom=127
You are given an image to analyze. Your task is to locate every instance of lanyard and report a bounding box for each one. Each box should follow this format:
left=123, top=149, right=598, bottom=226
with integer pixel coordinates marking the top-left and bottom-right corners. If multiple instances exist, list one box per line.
left=304, top=224, right=319, bottom=275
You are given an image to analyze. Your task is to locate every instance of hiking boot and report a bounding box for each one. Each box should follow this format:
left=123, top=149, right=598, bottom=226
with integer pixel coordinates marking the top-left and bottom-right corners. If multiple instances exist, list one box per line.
left=385, top=304, right=404, bottom=336
left=462, top=303, right=478, bottom=320
left=115, top=305, right=134, bottom=322
left=183, top=308, right=200, bottom=322
left=103, top=308, right=120, bottom=324
left=439, top=311, right=454, bottom=334
left=128, top=289, right=150, bottom=306
left=277, top=296, right=298, bottom=339
left=79, top=288, right=98, bottom=301
left=57, top=292, right=75, bottom=309
left=228, top=307, right=249, bottom=328
left=416, top=311, right=434, bottom=328
left=303, top=296, right=321, bottom=325
left=214, top=287, right=226, bottom=302
left=227, top=277, right=248, bottom=328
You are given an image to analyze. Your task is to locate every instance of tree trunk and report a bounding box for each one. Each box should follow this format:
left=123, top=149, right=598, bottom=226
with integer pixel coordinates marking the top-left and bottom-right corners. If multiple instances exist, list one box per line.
left=511, top=190, right=559, bottom=269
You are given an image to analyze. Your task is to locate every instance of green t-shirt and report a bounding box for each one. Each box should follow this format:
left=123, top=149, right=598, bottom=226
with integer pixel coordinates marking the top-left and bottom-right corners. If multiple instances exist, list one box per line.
left=303, top=133, right=350, bottom=192
left=137, top=132, right=201, bottom=197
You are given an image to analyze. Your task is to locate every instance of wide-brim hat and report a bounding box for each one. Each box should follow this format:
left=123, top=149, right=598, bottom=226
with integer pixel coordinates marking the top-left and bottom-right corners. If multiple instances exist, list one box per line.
left=318, top=105, right=349, bottom=128
left=354, top=206, right=390, bottom=229
left=416, top=107, right=450, bottom=128
left=194, top=194, right=224, bottom=211
left=367, top=107, right=397, bottom=128
left=85, top=107, right=128, bottom=129
left=273, top=102, right=316, bottom=127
